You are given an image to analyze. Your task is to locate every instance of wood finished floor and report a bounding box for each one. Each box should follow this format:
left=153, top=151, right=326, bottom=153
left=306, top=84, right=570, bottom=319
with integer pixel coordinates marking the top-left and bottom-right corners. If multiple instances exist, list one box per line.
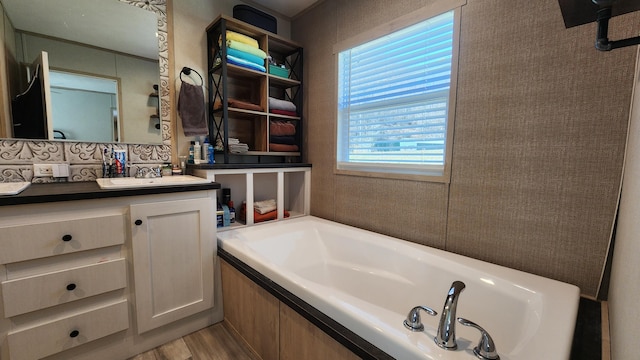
left=128, top=323, right=259, bottom=360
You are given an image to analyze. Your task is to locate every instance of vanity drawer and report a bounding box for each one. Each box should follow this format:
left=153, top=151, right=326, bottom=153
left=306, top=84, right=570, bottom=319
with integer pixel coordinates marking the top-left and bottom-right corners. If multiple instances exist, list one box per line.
left=0, top=214, right=125, bottom=264
left=6, top=300, right=129, bottom=360
left=1, top=258, right=127, bottom=317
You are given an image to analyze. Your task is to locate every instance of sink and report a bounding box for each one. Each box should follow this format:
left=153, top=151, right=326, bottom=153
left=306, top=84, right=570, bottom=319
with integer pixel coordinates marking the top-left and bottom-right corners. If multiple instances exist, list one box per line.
left=0, top=182, right=31, bottom=196
left=96, top=175, right=212, bottom=189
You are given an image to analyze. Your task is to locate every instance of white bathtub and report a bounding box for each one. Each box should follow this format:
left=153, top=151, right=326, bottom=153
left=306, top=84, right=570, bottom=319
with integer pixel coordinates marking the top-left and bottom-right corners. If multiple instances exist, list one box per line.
left=217, top=216, right=580, bottom=360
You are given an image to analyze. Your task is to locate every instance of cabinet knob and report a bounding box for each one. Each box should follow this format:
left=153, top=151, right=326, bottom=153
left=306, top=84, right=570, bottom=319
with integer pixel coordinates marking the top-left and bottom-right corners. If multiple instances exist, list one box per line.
left=69, top=330, right=80, bottom=338
left=135, top=219, right=143, bottom=226
left=66, top=283, right=77, bottom=291
left=62, top=234, right=73, bottom=242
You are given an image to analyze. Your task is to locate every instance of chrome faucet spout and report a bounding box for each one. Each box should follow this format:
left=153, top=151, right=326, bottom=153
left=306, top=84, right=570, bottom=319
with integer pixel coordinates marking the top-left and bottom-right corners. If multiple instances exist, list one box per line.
left=435, top=280, right=466, bottom=350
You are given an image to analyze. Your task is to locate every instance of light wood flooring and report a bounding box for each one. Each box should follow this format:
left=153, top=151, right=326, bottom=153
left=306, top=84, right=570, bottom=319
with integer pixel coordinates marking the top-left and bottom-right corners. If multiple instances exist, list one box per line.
left=128, top=323, right=259, bottom=360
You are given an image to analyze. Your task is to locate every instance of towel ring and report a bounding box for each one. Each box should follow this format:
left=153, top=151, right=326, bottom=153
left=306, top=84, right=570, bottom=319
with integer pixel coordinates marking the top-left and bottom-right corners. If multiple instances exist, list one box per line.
left=180, top=67, right=203, bottom=86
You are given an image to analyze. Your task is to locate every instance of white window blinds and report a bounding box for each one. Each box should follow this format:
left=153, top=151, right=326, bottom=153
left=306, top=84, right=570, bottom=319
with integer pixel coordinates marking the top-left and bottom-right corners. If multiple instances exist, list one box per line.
left=337, top=10, right=455, bottom=176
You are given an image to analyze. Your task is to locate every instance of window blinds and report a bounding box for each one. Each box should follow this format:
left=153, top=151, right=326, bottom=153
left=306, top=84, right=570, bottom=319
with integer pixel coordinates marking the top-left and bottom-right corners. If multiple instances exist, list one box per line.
left=337, top=11, right=454, bottom=173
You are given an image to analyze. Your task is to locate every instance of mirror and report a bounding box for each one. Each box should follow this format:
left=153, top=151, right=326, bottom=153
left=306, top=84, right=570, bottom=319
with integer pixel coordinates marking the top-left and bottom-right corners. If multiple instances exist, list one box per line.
left=0, top=0, right=167, bottom=145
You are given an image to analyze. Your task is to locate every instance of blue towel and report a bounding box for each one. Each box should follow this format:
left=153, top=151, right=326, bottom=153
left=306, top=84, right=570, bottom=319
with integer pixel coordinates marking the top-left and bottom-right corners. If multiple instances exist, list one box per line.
left=227, top=54, right=266, bottom=72
left=227, top=47, right=265, bottom=66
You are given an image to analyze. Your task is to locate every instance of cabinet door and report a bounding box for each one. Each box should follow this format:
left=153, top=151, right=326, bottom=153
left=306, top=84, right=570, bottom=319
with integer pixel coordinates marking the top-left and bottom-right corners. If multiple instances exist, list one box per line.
left=130, top=197, right=215, bottom=334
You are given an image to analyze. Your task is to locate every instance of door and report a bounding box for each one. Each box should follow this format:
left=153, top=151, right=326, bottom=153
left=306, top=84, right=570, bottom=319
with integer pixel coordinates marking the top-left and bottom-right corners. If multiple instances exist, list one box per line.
left=130, top=197, right=215, bottom=334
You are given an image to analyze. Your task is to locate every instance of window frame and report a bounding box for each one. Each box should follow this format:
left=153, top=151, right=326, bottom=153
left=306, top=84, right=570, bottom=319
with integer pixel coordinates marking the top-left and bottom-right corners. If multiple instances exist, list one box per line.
left=333, top=1, right=464, bottom=183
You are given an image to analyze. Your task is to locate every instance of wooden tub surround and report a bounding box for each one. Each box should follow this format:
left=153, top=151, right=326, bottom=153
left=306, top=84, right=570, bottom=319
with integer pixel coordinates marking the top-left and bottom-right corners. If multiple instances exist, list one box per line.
left=218, top=248, right=391, bottom=360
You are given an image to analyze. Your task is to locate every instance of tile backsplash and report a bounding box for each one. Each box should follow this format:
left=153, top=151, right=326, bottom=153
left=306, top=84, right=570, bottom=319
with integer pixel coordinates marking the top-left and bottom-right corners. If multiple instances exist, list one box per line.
left=0, top=140, right=170, bottom=182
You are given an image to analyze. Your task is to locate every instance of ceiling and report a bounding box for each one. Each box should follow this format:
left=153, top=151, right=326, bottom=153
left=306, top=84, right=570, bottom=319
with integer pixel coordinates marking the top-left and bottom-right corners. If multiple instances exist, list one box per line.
left=250, top=0, right=320, bottom=18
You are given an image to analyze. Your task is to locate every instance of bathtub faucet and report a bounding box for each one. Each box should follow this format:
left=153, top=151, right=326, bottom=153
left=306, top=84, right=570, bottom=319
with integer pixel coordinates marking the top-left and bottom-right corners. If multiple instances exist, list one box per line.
left=434, top=280, right=466, bottom=350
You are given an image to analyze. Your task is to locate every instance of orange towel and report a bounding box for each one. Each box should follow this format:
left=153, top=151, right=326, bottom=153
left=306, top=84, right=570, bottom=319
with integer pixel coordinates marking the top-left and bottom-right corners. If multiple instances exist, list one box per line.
left=239, top=203, right=290, bottom=223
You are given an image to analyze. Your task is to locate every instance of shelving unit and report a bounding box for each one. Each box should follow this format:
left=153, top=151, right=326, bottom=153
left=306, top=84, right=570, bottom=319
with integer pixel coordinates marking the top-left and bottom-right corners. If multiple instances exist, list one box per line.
left=193, top=166, right=311, bottom=230
left=206, top=15, right=303, bottom=164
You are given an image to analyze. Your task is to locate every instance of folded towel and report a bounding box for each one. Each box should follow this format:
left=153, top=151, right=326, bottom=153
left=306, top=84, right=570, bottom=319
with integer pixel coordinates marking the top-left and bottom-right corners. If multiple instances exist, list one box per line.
left=227, top=54, right=266, bottom=72
left=225, top=30, right=259, bottom=48
left=222, top=39, right=267, bottom=59
left=177, top=81, right=208, bottom=136
left=269, top=97, right=296, bottom=112
left=270, top=109, right=297, bottom=117
left=227, top=47, right=265, bottom=66
left=269, top=143, right=299, bottom=152
left=254, top=199, right=277, bottom=214
left=214, top=98, right=263, bottom=112
left=239, top=203, right=290, bottom=223
left=253, top=209, right=290, bottom=223
left=270, top=135, right=297, bottom=145
left=270, top=121, right=296, bottom=136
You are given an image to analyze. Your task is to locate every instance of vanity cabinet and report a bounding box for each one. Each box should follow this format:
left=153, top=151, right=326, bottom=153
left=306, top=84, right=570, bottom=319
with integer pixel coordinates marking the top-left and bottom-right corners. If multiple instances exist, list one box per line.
left=130, top=197, right=215, bottom=333
left=0, top=188, right=221, bottom=360
left=0, top=206, right=129, bottom=360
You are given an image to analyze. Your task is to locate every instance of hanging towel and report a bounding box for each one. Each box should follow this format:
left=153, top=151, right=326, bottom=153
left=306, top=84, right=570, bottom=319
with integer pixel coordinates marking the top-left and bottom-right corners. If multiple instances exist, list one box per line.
left=178, top=81, right=208, bottom=136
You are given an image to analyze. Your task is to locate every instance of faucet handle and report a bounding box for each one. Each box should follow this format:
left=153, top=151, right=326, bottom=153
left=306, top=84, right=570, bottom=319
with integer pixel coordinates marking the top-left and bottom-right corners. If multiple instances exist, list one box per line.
left=457, top=317, right=500, bottom=360
left=403, top=305, right=437, bottom=332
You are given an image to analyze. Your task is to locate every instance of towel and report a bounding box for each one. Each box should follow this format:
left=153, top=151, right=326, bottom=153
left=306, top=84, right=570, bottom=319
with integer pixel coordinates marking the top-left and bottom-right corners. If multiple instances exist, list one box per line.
left=227, top=54, right=266, bottom=72
left=254, top=199, right=277, bottom=214
left=270, top=109, right=297, bottom=117
left=269, top=143, right=299, bottom=152
left=214, top=98, right=263, bottom=112
left=226, top=39, right=267, bottom=59
left=226, top=30, right=259, bottom=47
left=178, top=81, right=207, bottom=136
left=227, top=47, right=265, bottom=66
left=239, top=203, right=290, bottom=223
left=269, top=97, right=296, bottom=112
left=218, top=35, right=267, bottom=59
left=270, top=135, right=297, bottom=145
left=270, top=121, right=296, bottom=136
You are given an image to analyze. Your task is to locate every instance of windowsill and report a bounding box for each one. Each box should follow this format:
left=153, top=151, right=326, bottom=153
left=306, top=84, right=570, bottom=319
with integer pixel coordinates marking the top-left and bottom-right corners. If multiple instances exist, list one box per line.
left=334, top=167, right=450, bottom=183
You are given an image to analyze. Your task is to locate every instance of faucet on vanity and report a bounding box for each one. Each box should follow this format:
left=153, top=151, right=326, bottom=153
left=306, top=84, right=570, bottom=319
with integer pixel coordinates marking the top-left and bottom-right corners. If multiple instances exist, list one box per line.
left=135, top=166, right=162, bottom=178
left=434, top=280, right=466, bottom=350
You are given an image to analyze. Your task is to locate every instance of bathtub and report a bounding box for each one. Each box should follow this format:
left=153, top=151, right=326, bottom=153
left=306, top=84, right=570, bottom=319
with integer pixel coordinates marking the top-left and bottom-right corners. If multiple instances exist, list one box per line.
left=217, top=216, right=580, bottom=360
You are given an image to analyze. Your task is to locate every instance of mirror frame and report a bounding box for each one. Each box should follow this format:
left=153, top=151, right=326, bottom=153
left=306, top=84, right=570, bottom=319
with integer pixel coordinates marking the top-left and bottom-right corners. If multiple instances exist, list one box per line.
left=122, top=0, right=171, bottom=146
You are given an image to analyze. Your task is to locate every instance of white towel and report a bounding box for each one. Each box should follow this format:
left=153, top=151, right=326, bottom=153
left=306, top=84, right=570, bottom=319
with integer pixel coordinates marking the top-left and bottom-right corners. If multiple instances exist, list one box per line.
left=254, top=199, right=277, bottom=214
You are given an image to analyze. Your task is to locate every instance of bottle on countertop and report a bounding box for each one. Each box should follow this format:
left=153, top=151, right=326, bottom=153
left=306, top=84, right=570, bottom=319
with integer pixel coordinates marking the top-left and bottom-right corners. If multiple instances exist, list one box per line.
left=193, top=141, right=201, bottom=162
left=202, top=138, right=210, bottom=162
left=188, top=141, right=195, bottom=164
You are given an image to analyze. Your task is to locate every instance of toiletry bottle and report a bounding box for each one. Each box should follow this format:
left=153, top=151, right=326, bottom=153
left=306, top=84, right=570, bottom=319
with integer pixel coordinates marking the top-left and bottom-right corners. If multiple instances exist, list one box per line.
left=193, top=141, right=201, bottom=163
left=188, top=141, right=195, bottom=164
left=228, top=200, right=236, bottom=223
left=208, top=143, right=214, bottom=164
left=202, top=138, right=210, bottom=162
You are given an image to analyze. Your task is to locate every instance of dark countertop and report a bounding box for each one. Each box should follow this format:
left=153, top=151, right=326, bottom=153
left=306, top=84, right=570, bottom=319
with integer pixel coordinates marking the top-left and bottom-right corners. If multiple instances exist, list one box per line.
left=190, top=163, right=312, bottom=170
left=0, top=181, right=220, bottom=206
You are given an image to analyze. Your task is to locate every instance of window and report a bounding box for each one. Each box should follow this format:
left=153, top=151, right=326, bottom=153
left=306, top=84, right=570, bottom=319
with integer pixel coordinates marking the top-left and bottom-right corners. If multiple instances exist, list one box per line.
left=336, top=9, right=459, bottom=180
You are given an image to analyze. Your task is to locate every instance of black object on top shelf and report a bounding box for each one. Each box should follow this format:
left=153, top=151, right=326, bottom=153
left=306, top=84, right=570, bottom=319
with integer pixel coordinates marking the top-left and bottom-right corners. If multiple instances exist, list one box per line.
left=233, top=5, right=277, bottom=34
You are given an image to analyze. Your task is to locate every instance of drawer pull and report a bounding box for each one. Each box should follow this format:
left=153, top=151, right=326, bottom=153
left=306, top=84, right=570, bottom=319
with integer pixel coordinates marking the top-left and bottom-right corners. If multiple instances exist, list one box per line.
left=62, top=234, right=73, bottom=242
left=66, top=283, right=77, bottom=291
left=69, top=330, right=79, bottom=338
left=134, top=219, right=143, bottom=226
